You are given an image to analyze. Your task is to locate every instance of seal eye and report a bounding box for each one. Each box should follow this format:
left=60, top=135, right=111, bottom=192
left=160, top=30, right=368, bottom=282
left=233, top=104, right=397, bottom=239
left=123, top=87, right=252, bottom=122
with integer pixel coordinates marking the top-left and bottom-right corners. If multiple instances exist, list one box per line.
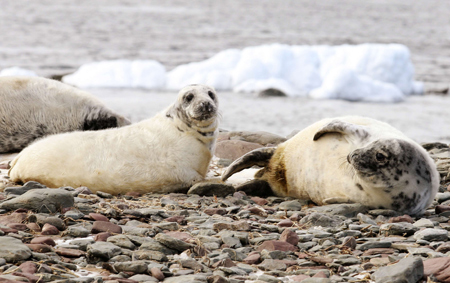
left=185, top=93, right=194, bottom=103
left=208, top=91, right=215, bottom=100
left=376, top=153, right=387, bottom=163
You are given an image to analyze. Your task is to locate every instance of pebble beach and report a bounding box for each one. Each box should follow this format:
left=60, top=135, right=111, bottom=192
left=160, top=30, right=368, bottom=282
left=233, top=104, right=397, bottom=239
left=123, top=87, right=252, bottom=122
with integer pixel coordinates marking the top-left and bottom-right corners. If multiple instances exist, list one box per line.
left=1, top=1, right=450, bottom=283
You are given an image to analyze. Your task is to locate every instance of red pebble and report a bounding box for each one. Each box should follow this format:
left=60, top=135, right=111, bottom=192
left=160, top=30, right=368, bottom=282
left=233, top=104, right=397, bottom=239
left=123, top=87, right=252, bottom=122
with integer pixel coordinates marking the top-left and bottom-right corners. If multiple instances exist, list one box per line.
left=41, top=223, right=59, bottom=235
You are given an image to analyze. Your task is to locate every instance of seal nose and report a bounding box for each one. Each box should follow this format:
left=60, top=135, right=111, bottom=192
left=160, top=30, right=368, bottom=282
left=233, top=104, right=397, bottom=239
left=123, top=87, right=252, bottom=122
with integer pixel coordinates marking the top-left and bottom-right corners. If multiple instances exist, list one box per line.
left=200, top=101, right=214, bottom=113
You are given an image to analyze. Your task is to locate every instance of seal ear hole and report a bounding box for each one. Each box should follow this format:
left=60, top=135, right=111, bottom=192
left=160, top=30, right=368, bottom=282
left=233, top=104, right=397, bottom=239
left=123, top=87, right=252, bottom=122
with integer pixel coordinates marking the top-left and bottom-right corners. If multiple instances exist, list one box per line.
left=208, top=91, right=215, bottom=100
left=185, top=93, right=194, bottom=103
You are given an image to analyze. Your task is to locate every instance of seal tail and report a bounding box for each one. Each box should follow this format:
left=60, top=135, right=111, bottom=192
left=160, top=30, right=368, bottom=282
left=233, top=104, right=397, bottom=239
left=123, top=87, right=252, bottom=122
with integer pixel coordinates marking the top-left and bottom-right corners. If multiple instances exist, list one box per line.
left=221, top=147, right=276, bottom=181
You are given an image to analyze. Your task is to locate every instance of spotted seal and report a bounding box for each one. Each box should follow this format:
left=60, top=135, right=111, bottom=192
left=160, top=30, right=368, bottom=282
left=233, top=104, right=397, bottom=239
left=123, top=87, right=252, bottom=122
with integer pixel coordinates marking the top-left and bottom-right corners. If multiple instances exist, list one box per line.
left=0, top=76, right=131, bottom=153
left=9, top=84, right=219, bottom=195
left=222, top=116, right=439, bottom=215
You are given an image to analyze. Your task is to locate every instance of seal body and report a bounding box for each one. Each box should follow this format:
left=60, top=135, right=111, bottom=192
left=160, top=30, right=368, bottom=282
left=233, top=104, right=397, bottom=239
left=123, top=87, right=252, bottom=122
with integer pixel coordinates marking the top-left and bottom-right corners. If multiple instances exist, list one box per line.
left=0, top=76, right=131, bottom=153
left=9, top=84, right=219, bottom=195
left=223, top=116, right=439, bottom=215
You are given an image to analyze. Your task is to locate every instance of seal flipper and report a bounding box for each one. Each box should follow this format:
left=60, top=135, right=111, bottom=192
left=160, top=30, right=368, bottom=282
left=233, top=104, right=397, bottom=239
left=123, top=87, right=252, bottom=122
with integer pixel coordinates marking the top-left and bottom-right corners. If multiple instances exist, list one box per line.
left=313, top=120, right=371, bottom=142
left=221, top=147, right=276, bottom=181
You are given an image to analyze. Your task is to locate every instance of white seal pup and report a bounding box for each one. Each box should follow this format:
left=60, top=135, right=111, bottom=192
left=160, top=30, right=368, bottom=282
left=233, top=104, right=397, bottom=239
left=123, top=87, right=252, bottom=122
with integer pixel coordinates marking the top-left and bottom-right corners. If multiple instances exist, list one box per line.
left=9, top=84, right=219, bottom=195
left=222, top=116, right=439, bottom=215
left=0, top=76, right=131, bottom=153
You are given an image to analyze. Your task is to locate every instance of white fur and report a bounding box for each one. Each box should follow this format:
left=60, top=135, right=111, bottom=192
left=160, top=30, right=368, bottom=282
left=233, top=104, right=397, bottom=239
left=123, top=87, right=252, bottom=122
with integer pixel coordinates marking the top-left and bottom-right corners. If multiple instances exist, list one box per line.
left=9, top=84, right=219, bottom=194
left=264, top=116, right=438, bottom=214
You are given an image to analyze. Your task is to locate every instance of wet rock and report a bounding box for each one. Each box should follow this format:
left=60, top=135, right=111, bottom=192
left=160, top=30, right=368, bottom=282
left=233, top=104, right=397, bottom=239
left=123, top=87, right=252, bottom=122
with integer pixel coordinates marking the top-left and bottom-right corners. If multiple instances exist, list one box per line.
left=215, top=139, right=263, bottom=161
left=371, top=256, right=423, bottom=283
left=139, top=238, right=177, bottom=255
left=0, top=236, right=32, bottom=262
left=0, top=188, right=74, bottom=213
left=188, top=182, right=235, bottom=197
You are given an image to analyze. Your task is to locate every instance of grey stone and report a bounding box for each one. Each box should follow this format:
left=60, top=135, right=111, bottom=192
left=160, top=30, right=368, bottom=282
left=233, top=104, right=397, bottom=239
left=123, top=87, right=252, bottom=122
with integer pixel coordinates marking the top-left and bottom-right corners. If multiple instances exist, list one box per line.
left=0, top=236, right=32, bottom=262
left=4, top=181, right=47, bottom=195
left=133, top=250, right=168, bottom=261
left=70, top=239, right=96, bottom=251
left=107, top=235, right=137, bottom=250
left=155, top=233, right=193, bottom=252
left=188, top=182, right=235, bottom=197
left=221, top=236, right=242, bottom=248
left=414, top=228, right=448, bottom=242
left=413, top=218, right=434, bottom=228
left=309, top=204, right=368, bottom=217
left=64, top=209, right=85, bottom=220
left=379, top=223, right=419, bottom=236
left=371, top=256, right=423, bottom=283
left=129, top=274, right=158, bottom=283
left=139, top=238, right=177, bottom=255
left=114, top=260, right=148, bottom=274
left=0, top=188, right=74, bottom=213
left=155, top=222, right=179, bottom=231
left=86, top=241, right=122, bottom=261
left=357, top=213, right=377, bottom=225
left=277, top=200, right=304, bottom=211
left=28, top=214, right=66, bottom=230
left=357, top=241, right=392, bottom=251
left=219, top=130, right=287, bottom=146
left=96, top=191, right=113, bottom=198
left=65, top=226, right=90, bottom=237
left=163, top=274, right=208, bottom=283
left=300, top=279, right=332, bottom=283
left=300, top=212, right=342, bottom=227
left=180, top=258, right=208, bottom=272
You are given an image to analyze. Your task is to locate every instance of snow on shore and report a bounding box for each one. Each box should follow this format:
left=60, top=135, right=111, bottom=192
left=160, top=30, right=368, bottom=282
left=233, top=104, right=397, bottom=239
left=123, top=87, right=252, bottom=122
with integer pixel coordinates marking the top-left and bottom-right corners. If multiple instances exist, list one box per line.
left=52, top=44, right=423, bottom=102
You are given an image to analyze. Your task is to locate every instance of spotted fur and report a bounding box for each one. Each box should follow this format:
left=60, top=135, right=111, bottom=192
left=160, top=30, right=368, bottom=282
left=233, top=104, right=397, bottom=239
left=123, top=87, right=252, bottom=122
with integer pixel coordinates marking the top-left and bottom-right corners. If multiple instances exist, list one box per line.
left=0, top=76, right=130, bottom=153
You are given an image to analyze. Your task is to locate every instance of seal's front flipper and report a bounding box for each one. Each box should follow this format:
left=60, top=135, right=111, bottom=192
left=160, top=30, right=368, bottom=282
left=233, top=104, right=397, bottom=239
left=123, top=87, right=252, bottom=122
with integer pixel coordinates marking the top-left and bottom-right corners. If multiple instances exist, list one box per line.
left=313, top=120, right=371, bottom=142
left=235, top=179, right=274, bottom=197
left=221, top=147, right=276, bottom=181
